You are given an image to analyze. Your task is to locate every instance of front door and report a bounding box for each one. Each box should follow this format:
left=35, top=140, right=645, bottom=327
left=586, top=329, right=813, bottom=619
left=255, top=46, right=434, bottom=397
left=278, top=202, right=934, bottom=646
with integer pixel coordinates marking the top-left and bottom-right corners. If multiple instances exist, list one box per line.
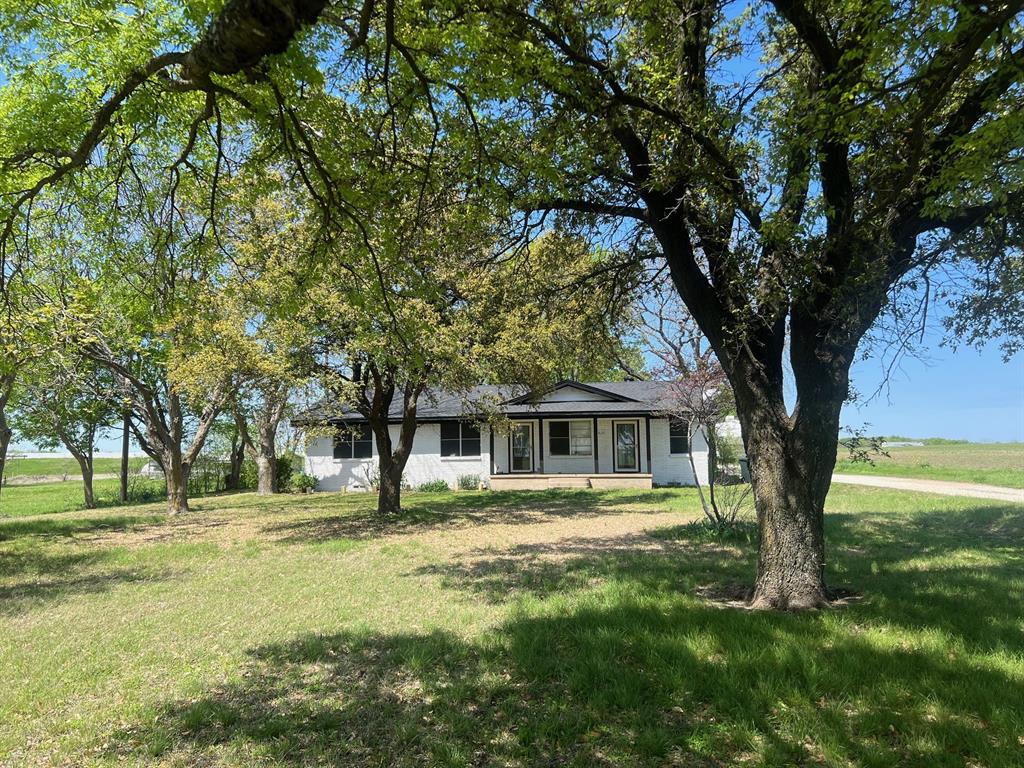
left=613, top=421, right=638, bottom=472
left=511, top=423, right=534, bottom=472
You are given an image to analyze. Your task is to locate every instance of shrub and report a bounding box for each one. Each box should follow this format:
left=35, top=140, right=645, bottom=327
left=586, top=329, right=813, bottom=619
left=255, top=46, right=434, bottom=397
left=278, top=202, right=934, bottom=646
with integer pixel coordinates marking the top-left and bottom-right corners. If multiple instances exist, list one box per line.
left=126, top=466, right=164, bottom=503
left=457, top=473, right=480, bottom=491
left=292, top=473, right=318, bottom=492
left=417, top=479, right=450, bottom=492
left=238, top=452, right=300, bottom=492
left=716, top=434, right=744, bottom=469
left=276, top=449, right=300, bottom=491
left=187, top=454, right=229, bottom=496
left=652, top=518, right=758, bottom=544
left=239, top=459, right=258, bottom=490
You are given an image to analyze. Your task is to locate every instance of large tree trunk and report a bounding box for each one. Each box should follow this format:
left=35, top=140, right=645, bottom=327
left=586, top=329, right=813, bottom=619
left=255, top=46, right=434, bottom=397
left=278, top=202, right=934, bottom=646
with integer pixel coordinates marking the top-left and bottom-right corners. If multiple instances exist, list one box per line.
left=255, top=422, right=279, bottom=495
left=732, top=343, right=848, bottom=610
left=79, top=461, right=96, bottom=509
left=226, top=431, right=245, bottom=491
left=164, top=451, right=191, bottom=515
left=744, top=428, right=831, bottom=610
left=372, top=423, right=415, bottom=515
left=376, top=450, right=405, bottom=515
left=366, top=378, right=422, bottom=516
left=255, top=452, right=276, bottom=495
left=0, top=411, right=10, bottom=502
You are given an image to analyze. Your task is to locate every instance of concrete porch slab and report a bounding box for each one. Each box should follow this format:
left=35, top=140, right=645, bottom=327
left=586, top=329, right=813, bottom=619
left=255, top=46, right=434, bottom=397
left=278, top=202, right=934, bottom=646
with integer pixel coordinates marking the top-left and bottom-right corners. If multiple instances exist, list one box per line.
left=489, top=473, right=653, bottom=491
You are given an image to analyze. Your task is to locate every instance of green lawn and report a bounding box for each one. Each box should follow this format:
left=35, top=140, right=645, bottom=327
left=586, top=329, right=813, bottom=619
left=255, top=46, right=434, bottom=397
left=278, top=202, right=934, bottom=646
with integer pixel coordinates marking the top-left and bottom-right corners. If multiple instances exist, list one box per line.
left=3, top=456, right=147, bottom=479
left=0, top=477, right=165, bottom=518
left=1, top=486, right=1022, bottom=767
left=836, top=441, right=1024, bottom=488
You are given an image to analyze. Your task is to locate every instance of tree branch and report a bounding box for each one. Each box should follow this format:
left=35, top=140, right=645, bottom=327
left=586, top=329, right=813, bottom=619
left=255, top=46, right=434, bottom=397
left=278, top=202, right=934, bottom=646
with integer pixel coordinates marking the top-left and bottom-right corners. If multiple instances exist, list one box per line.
left=532, top=199, right=647, bottom=221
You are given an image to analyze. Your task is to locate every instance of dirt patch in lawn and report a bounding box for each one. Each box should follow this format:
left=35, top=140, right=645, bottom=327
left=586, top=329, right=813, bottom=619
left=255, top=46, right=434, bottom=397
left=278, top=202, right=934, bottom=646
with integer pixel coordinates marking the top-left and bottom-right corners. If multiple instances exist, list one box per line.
left=406, top=508, right=694, bottom=559
left=73, top=496, right=700, bottom=571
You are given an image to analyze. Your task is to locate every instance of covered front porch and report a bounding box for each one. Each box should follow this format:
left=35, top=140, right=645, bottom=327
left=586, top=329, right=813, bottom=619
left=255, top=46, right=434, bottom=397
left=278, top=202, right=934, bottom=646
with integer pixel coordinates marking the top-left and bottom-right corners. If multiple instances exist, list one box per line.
left=489, top=415, right=655, bottom=490
left=489, top=472, right=653, bottom=491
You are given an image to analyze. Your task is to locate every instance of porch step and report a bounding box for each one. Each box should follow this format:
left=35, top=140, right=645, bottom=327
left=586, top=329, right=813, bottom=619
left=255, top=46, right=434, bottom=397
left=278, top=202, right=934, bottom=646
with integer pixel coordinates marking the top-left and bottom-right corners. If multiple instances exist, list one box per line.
left=547, top=477, right=592, bottom=489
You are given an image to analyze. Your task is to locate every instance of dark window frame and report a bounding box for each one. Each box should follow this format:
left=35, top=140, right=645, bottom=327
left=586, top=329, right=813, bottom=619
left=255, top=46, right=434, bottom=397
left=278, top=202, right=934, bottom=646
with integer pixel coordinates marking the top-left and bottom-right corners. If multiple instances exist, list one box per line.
left=333, top=424, right=373, bottom=460
left=548, top=419, right=593, bottom=457
left=440, top=421, right=481, bottom=457
left=669, top=419, right=690, bottom=455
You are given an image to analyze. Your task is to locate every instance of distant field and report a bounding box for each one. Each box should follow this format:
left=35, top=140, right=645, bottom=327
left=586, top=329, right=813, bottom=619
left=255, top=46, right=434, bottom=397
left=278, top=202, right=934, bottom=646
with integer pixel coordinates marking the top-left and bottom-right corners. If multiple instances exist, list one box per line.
left=3, top=456, right=147, bottom=480
left=836, top=441, right=1024, bottom=488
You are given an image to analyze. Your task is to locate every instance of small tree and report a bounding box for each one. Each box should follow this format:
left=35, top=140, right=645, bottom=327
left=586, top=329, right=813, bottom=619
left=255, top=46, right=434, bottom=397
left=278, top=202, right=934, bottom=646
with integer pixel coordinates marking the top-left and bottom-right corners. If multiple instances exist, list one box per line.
left=61, top=181, right=237, bottom=515
left=205, top=186, right=309, bottom=497
left=663, top=365, right=750, bottom=530
left=639, top=277, right=747, bottom=527
left=0, top=275, right=45, bottom=501
left=0, top=370, right=13, bottom=495
left=13, top=358, right=117, bottom=509
left=233, top=384, right=291, bottom=495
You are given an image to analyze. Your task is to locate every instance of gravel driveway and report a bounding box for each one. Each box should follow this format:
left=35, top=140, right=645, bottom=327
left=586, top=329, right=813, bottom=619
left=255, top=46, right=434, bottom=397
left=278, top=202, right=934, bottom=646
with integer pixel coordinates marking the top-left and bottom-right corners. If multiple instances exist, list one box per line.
left=832, top=474, right=1024, bottom=504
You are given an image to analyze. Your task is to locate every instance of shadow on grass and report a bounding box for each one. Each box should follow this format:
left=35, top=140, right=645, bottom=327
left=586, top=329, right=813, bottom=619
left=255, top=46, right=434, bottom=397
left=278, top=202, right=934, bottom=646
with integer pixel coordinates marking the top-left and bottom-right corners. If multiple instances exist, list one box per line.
left=263, top=489, right=691, bottom=545
left=106, top=598, right=1024, bottom=767
left=413, top=528, right=753, bottom=605
left=0, top=514, right=176, bottom=614
left=107, top=499, right=1024, bottom=766
left=417, top=503, right=1023, bottom=654
left=0, top=514, right=166, bottom=542
left=0, top=567, right=177, bottom=614
left=824, top=504, right=1024, bottom=654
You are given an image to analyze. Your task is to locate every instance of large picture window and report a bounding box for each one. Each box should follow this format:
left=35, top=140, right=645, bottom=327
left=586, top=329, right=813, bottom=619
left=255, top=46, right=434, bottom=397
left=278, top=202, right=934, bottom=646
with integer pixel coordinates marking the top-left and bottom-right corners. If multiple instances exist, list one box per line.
left=670, top=420, right=690, bottom=455
left=334, top=424, right=373, bottom=459
left=549, top=420, right=593, bottom=457
left=440, top=422, right=481, bottom=457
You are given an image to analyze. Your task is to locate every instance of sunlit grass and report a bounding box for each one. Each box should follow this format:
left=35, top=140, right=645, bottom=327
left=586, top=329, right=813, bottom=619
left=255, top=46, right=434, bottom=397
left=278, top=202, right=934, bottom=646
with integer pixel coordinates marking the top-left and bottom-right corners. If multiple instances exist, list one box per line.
left=0, top=478, right=166, bottom=518
left=1, top=485, right=1021, bottom=766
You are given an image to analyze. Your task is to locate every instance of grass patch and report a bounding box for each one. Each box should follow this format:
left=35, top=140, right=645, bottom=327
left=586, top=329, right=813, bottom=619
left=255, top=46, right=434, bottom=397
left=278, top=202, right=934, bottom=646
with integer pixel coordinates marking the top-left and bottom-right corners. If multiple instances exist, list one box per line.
left=836, top=441, right=1024, bottom=488
left=3, top=456, right=147, bottom=479
left=1, top=485, right=1022, bottom=766
left=0, top=477, right=168, bottom=518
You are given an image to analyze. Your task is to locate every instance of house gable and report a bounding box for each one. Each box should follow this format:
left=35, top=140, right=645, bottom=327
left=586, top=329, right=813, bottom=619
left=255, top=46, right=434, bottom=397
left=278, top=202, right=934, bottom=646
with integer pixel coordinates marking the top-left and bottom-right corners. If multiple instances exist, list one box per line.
left=539, top=387, right=617, bottom=402
left=504, top=380, right=639, bottom=405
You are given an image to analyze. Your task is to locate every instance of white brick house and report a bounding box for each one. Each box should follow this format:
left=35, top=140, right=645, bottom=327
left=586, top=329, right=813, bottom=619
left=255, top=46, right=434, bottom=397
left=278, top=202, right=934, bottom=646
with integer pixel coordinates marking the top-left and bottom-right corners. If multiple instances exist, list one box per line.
left=301, top=380, right=729, bottom=491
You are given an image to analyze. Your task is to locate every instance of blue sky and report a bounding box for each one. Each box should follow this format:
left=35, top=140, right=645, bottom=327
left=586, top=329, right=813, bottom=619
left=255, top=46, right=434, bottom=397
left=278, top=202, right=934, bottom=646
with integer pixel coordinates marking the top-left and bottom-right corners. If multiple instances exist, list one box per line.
left=842, top=338, right=1023, bottom=442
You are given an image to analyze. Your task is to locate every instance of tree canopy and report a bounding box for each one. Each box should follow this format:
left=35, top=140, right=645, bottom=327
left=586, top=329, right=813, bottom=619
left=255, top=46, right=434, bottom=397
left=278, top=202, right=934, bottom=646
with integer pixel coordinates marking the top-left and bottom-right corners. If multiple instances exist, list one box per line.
left=0, top=0, right=1020, bottom=606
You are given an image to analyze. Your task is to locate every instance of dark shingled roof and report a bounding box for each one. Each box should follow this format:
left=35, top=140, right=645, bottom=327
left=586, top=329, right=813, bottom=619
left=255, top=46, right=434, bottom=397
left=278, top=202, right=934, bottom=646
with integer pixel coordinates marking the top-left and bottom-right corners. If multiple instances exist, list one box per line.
left=292, top=380, right=678, bottom=425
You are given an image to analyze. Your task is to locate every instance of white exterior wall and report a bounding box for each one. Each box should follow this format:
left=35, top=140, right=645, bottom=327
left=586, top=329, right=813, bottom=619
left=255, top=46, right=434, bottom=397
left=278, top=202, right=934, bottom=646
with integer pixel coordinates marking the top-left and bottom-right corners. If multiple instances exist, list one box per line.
left=540, top=419, right=600, bottom=474
left=648, top=417, right=711, bottom=486
left=491, top=418, right=539, bottom=474
left=492, top=423, right=510, bottom=473
left=305, top=422, right=491, bottom=491
left=595, top=419, right=613, bottom=473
